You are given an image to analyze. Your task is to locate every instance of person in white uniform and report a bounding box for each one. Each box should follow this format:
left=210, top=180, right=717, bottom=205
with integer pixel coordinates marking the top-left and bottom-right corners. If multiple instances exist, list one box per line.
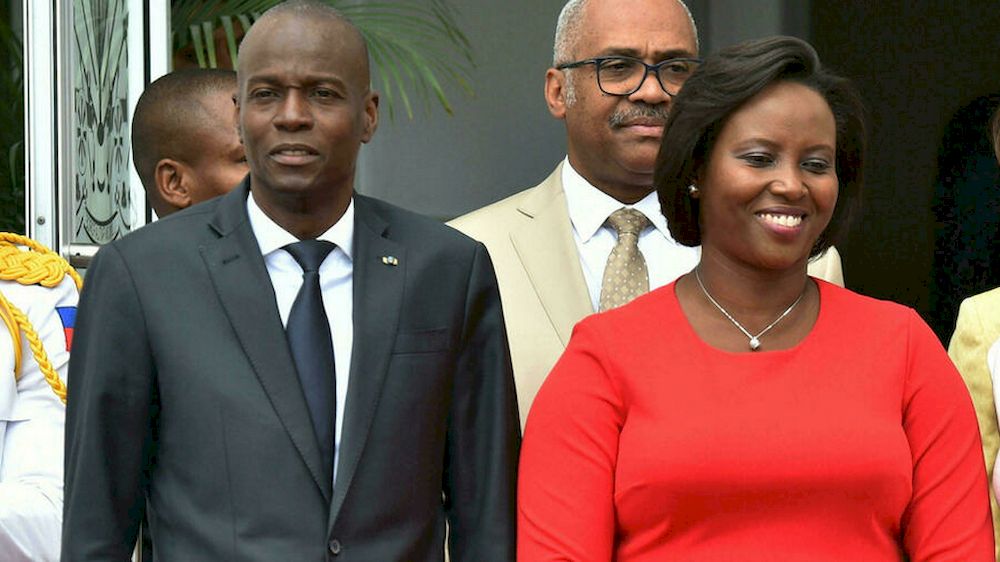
left=0, top=234, right=79, bottom=562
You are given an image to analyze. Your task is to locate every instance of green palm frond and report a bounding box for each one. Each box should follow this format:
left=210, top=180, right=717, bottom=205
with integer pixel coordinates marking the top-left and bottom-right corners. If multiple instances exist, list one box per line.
left=171, top=0, right=475, bottom=119
left=0, top=8, right=25, bottom=233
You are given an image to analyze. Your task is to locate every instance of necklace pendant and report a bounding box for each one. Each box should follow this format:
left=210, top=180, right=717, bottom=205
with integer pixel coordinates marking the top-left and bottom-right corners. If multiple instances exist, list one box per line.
left=694, top=267, right=806, bottom=355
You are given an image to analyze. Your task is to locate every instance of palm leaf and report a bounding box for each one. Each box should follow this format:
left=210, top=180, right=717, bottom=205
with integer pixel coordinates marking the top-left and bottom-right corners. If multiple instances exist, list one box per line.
left=189, top=23, right=208, bottom=67
left=220, top=15, right=240, bottom=68
left=170, top=0, right=474, bottom=119
left=0, top=9, right=24, bottom=233
left=8, top=141, right=23, bottom=196
left=367, top=37, right=414, bottom=119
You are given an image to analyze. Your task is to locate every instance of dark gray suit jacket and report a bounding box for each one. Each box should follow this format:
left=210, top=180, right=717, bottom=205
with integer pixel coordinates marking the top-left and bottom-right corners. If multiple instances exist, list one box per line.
left=62, top=181, right=520, bottom=561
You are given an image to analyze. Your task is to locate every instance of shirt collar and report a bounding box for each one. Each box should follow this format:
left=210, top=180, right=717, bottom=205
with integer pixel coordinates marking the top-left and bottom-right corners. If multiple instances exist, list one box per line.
left=561, top=157, right=670, bottom=243
left=246, top=192, right=355, bottom=261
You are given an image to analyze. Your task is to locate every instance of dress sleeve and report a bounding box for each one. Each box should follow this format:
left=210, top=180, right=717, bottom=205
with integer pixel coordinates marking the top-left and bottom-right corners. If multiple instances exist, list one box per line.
left=904, top=310, right=994, bottom=560
left=947, top=297, right=1000, bottom=558
left=518, top=318, right=624, bottom=562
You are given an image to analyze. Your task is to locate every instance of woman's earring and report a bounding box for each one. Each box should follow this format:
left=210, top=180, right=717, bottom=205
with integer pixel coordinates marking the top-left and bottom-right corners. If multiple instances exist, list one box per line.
left=687, top=184, right=699, bottom=196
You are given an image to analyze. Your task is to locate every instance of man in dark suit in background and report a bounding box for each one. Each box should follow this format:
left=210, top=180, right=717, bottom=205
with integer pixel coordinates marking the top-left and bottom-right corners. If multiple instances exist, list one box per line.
left=131, top=69, right=248, bottom=218
left=62, top=2, right=519, bottom=560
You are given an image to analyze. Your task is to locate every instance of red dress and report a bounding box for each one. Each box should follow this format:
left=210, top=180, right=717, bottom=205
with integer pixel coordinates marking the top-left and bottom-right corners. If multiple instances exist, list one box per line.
left=518, top=280, right=993, bottom=561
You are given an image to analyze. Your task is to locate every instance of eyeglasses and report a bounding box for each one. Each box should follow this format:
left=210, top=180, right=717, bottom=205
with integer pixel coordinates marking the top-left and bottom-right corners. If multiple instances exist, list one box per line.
left=556, top=56, right=702, bottom=96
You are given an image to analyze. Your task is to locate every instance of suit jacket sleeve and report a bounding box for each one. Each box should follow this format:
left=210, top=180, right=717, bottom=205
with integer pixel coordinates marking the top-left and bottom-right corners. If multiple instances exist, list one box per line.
left=444, top=243, right=520, bottom=561
left=948, top=297, right=1000, bottom=558
left=62, top=244, right=155, bottom=561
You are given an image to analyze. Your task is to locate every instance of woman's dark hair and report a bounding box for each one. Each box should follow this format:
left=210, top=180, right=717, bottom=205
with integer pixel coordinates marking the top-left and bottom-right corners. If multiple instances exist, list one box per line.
left=655, top=36, right=866, bottom=257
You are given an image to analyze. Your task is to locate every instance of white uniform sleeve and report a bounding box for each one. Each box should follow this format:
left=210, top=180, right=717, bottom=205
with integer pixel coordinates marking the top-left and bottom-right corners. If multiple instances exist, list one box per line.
left=0, top=277, right=76, bottom=562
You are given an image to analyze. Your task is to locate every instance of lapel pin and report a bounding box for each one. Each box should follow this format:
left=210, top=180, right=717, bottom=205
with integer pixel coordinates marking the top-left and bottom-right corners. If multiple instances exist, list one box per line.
left=381, top=256, right=399, bottom=266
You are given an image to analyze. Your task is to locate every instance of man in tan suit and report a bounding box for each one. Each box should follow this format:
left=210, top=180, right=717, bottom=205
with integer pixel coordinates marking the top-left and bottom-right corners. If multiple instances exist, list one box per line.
left=949, top=288, right=1000, bottom=560
left=450, top=0, right=844, bottom=426
left=946, top=106, right=1000, bottom=560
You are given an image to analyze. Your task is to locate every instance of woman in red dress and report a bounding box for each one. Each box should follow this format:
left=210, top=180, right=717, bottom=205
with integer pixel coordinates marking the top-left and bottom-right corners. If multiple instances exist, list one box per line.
left=518, top=36, right=993, bottom=561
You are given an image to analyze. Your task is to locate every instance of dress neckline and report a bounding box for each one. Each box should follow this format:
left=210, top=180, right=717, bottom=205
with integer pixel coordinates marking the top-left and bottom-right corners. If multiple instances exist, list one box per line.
left=667, top=276, right=831, bottom=358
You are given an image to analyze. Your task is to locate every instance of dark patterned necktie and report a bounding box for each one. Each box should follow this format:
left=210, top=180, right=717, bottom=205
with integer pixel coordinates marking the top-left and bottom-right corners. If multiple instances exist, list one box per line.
left=284, top=240, right=337, bottom=481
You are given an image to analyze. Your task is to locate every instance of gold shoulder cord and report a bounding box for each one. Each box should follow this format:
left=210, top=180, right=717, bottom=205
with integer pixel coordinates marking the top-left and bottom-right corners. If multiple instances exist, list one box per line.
left=0, top=233, right=83, bottom=405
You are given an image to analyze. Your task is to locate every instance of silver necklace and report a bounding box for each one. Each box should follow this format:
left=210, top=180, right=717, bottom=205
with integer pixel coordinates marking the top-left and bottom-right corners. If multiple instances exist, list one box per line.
left=693, top=267, right=806, bottom=351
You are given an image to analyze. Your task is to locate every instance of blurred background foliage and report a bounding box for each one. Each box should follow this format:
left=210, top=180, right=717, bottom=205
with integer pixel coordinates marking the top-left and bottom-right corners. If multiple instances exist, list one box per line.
left=0, top=2, right=24, bottom=234
left=172, top=0, right=475, bottom=119
left=0, top=0, right=473, bottom=235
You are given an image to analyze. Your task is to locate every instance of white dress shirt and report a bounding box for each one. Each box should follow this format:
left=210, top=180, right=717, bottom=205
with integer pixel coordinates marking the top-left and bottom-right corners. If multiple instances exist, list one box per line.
left=0, top=274, right=76, bottom=562
left=562, top=158, right=701, bottom=312
left=247, top=195, right=354, bottom=485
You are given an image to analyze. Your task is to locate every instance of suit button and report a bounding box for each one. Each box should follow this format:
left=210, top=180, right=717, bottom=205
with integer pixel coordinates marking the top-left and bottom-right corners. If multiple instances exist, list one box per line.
left=328, top=539, right=342, bottom=555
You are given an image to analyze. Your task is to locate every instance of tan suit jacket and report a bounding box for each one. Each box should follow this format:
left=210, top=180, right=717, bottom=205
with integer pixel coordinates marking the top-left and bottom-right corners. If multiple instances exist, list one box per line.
left=948, top=287, right=1000, bottom=559
left=449, top=162, right=845, bottom=428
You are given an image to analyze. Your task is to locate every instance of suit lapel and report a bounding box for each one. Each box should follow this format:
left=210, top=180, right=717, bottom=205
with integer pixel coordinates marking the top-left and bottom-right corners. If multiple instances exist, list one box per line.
left=510, top=165, right=593, bottom=346
left=200, top=182, right=332, bottom=501
left=328, top=195, right=405, bottom=529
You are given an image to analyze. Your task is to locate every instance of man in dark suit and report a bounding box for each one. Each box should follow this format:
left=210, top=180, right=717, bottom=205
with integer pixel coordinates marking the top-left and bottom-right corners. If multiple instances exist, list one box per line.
left=61, top=2, right=519, bottom=561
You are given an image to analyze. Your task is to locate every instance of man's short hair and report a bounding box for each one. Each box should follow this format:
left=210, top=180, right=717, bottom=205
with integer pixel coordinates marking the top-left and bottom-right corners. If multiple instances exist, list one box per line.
left=551, top=0, right=698, bottom=105
left=552, top=0, right=699, bottom=66
left=131, top=69, right=237, bottom=191
left=259, top=0, right=345, bottom=20
left=239, top=0, right=368, bottom=69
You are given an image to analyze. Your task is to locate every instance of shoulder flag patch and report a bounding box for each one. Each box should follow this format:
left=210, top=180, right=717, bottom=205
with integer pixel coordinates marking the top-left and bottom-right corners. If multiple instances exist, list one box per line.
left=56, top=306, right=76, bottom=351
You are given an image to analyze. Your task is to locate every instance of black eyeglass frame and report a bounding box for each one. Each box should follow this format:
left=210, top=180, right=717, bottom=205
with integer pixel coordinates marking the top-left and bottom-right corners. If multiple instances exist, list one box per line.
left=555, top=55, right=703, bottom=97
